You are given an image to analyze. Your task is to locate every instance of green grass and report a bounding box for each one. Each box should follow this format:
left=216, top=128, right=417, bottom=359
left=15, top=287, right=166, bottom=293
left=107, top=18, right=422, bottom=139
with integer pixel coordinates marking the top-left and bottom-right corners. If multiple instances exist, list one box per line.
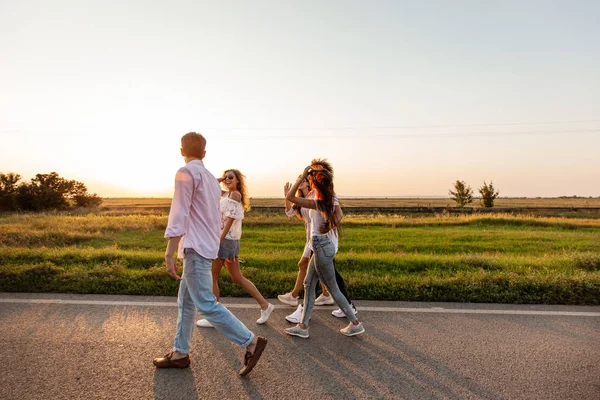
left=101, top=196, right=600, bottom=208
left=1, top=212, right=599, bottom=304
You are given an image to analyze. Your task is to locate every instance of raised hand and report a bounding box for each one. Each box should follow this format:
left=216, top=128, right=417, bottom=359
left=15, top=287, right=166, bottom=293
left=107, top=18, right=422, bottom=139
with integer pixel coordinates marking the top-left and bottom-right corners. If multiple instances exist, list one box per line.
left=302, top=166, right=312, bottom=179
left=284, top=182, right=291, bottom=196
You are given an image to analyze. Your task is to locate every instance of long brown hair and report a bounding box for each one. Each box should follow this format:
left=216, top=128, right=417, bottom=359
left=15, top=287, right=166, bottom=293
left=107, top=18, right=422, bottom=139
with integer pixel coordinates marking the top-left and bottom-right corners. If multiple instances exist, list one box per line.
left=223, top=169, right=251, bottom=211
left=310, top=169, right=341, bottom=236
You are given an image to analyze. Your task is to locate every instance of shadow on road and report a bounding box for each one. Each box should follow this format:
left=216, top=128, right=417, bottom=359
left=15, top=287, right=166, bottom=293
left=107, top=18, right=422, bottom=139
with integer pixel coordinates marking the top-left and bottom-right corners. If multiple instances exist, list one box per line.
left=153, top=368, right=198, bottom=400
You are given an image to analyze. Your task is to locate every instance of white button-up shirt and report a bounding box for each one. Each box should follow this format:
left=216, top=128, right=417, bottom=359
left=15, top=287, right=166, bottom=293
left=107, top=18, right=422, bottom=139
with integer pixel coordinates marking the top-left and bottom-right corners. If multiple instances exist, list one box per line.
left=164, top=160, right=221, bottom=259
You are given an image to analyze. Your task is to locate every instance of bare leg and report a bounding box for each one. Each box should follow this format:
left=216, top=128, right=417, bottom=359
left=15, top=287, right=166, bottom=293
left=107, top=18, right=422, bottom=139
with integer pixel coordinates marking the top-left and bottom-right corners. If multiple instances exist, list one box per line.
left=291, top=257, right=309, bottom=297
left=225, top=257, right=269, bottom=310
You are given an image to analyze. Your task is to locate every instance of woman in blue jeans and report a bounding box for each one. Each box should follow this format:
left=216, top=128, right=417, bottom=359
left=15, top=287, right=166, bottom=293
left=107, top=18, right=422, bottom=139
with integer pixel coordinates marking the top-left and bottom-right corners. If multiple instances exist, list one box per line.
left=283, top=166, right=365, bottom=338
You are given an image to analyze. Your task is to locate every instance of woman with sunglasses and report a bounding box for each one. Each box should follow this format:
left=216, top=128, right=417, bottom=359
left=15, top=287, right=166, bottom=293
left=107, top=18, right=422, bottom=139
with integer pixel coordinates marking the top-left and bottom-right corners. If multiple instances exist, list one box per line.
left=196, top=169, right=274, bottom=327
left=283, top=167, right=365, bottom=338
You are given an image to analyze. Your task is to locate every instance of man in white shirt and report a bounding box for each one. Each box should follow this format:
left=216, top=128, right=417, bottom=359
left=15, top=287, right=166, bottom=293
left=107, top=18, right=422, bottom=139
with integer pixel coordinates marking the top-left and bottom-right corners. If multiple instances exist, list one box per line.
left=153, top=132, right=267, bottom=376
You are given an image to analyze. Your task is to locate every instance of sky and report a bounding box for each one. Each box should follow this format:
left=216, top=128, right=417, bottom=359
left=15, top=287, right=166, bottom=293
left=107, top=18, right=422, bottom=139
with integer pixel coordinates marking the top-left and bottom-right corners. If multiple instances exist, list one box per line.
left=1, top=0, right=599, bottom=198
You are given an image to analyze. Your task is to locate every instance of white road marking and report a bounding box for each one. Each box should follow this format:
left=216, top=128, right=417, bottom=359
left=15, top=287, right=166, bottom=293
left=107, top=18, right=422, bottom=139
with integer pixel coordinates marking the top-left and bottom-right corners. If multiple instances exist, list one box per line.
left=1, top=298, right=598, bottom=316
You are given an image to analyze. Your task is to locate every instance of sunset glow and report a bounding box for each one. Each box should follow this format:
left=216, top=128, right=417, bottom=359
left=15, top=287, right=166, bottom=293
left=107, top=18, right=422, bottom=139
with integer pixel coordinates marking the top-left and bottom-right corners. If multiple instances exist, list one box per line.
left=1, top=1, right=599, bottom=198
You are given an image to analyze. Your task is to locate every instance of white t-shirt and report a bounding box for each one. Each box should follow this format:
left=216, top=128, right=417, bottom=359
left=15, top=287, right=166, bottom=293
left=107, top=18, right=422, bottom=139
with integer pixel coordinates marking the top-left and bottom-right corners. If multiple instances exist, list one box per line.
left=220, top=193, right=244, bottom=240
left=307, top=192, right=340, bottom=253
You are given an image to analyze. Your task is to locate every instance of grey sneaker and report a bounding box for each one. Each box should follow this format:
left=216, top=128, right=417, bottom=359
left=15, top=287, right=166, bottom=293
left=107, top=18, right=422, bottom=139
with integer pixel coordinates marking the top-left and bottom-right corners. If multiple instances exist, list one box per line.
left=284, top=324, right=309, bottom=339
left=314, top=294, right=334, bottom=305
left=332, top=304, right=358, bottom=318
left=340, top=322, right=365, bottom=337
left=285, top=304, right=303, bottom=324
left=277, top=292, right=299, bottom=306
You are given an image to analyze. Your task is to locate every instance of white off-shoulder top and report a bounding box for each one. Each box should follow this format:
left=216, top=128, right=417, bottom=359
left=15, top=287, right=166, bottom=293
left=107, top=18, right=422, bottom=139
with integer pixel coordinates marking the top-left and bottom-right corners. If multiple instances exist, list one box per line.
left=220, top=192, right=244, bottom=240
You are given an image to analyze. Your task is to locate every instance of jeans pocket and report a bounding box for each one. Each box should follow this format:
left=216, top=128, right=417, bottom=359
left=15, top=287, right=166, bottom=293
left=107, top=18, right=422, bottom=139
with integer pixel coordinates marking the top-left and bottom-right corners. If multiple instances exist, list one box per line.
left=322, top=242, right=335, bottom=258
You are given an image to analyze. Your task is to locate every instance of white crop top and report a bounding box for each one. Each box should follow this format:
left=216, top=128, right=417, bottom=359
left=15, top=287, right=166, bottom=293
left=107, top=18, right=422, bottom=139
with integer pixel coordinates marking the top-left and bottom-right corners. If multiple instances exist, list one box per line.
left=220, top=193, right=244, bottom=240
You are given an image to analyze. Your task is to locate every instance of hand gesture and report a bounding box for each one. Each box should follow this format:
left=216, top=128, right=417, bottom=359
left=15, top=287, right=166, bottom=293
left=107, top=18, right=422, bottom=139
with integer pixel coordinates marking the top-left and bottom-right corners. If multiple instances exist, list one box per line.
left=284, top=182, right=291, bottom=196
left=302, top=166, right=313, bottom=179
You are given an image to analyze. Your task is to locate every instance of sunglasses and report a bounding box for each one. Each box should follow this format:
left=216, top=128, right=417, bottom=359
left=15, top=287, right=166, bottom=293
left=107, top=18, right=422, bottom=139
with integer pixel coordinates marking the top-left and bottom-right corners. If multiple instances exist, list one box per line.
left=224, top=174, right=235, bottom=180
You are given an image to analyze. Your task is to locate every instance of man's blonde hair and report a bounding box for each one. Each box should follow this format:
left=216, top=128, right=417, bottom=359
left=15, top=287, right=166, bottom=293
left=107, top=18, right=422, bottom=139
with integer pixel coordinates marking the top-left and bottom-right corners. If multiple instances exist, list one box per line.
left=181, top=132, right=206, bottom=158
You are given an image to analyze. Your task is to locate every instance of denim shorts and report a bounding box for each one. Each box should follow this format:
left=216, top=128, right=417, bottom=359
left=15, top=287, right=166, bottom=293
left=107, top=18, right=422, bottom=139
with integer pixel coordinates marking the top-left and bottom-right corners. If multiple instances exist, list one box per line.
left=218, top=239, right=240, bottom=259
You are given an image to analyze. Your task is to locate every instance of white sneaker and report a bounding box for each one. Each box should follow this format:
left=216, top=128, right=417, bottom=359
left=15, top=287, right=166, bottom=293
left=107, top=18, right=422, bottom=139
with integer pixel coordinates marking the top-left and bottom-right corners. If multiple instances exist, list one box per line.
left=285, top=304, right=303, bottom=324
left=196, top=319, right=214, bottom=328
left=277, top=292, right=299, bottom=306
left=314, top=294, right=334, bottom=305
left=284, top=324, right=309, bottom=339
left=340, top=322, right=365, bottom=337
left=257, top=303, right=275, bottom=324
left=332, top=305, right=358, bottom=318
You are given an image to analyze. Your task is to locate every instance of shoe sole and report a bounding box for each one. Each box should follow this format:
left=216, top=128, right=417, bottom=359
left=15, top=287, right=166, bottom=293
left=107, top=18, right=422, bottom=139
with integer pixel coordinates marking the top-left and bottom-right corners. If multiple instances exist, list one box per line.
left=153, top=361, right=190, bottom=368
left=341, top=328, right=365, bottom=337
left=332, top=311, right=358, bottom=318
left=285, top=317, right=300, bottom=324
left=284, top=330, right=309, bottom=339
left=153, top=357, right=191, bottom=368
left=196, top=321, right=214, bottom=328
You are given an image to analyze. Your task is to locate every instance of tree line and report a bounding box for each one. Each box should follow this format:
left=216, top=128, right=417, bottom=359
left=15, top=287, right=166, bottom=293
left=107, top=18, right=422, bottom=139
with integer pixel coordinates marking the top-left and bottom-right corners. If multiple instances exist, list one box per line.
left=0, top=172, right=102, bottom=211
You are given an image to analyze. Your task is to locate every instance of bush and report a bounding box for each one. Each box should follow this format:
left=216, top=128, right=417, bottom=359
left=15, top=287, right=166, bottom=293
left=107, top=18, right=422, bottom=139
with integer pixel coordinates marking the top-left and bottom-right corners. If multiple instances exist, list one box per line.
left=0, top=171, right=102, bottom=211
left=0, top=173, right=21, bottom=211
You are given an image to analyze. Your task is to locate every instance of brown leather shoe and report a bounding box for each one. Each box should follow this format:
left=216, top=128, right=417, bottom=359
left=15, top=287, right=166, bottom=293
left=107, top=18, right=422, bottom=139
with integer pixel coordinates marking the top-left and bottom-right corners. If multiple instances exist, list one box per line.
left=153, top=352, right=190, bottom=368
left=239, top=336, right=267, bottom=376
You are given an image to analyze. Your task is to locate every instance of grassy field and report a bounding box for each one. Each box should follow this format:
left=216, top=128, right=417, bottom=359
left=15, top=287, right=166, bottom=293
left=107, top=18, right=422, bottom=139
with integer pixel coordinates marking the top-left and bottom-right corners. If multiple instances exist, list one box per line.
left=1, top=211, right=599, bottom=304
left=102, top=197, right=600, bottom=209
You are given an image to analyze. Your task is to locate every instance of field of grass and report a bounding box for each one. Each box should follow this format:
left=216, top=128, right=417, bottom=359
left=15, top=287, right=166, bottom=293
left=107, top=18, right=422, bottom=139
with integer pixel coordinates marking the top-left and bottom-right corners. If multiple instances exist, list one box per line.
left=1, top=211, right=599, bottom=304
left=102, top=197, right=600, bottom=209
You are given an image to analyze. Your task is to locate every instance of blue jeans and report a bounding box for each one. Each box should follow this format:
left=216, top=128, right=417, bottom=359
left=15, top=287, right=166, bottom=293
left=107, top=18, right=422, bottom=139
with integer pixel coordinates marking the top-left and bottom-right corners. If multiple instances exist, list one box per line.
left=173, top=249, right=254, bottom=353
left=302, top=235, right=357, bottom=325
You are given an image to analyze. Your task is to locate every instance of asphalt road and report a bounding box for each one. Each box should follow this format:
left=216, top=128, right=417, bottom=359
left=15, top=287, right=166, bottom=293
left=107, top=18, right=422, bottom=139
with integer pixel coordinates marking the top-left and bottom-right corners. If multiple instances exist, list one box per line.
left=0, top=293, right=598, bottom=400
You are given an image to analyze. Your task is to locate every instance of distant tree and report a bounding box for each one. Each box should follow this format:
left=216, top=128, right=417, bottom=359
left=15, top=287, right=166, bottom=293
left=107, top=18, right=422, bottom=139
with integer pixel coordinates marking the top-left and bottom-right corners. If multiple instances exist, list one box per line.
left=15, top=172, right=102, bottom=211
left=69, top=180, right=103, bottom=207
left=449, top=180, right=474, bottom=207
left=0, top=172, right=22, bottom=211
left=479, top=181, right=500, bottom=208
